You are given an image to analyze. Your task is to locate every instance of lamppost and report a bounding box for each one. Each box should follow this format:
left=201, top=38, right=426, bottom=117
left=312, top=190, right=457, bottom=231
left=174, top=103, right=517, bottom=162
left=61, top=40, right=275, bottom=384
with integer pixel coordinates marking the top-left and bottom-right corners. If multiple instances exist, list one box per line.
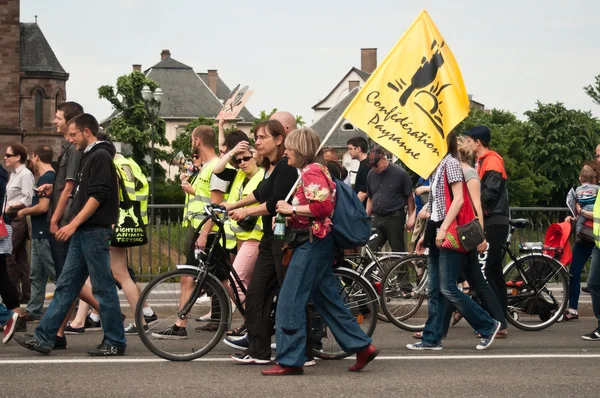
left=141, top=85, right=163, bottom=231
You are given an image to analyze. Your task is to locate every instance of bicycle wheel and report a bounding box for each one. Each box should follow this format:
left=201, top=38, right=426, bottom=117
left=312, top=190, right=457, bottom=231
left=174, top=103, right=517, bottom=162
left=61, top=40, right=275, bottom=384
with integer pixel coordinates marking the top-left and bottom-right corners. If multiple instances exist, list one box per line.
left=503, top=253, right=568, bottom=331
left=312, top=267, right=378, bottom=360
left=380, top=254, right=428, bottom=332
left=364, top=255, right=405, bottom=322
left=135, top=268, right=230, bottom=361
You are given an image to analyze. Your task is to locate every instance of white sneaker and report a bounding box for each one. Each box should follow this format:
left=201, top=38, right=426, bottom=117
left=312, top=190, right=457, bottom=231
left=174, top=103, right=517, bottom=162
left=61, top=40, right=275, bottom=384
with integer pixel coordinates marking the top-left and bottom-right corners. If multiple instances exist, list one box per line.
left=303, top=360, right=316, bottom=367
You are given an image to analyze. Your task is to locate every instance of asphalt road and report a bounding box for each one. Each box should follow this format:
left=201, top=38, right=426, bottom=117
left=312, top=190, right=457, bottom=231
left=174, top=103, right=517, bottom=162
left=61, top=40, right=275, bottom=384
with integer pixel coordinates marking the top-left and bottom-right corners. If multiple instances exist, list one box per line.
left=1, top=313, right=600, bottom=397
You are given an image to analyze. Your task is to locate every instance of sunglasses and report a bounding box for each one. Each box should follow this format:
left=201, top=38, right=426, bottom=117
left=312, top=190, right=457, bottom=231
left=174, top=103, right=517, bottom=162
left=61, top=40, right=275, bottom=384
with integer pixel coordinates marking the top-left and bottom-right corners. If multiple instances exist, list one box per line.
left=234, top=156, right=253, bottom=165
left=192, top=154, right=200, bottom=159
left=595, top=155, right=600, bottom=159
left=4, top=153, right=16, bottom=158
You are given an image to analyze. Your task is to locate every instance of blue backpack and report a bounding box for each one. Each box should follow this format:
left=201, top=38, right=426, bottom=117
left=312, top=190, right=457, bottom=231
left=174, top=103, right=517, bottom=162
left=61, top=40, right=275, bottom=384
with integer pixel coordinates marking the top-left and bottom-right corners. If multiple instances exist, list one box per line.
left=331, top=177, right=372, bottom=249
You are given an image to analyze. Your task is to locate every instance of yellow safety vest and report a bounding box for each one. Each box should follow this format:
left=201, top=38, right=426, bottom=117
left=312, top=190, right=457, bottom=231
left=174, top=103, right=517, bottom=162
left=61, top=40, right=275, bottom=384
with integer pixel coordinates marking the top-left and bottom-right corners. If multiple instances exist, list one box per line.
left=225, top=169, right=265, bottom=242
left=593, top=194, right=600, bottom=248
left=182, top=171, right=199, bottom=228
left=114, top=156, right=149, bottom=225
left=190, top=157, right=236, bottom=249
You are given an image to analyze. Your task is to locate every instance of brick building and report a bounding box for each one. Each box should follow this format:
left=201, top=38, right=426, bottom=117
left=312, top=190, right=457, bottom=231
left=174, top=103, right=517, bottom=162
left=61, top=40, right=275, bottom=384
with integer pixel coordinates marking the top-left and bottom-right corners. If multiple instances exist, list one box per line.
left=0, top=0, right=69, bottom=159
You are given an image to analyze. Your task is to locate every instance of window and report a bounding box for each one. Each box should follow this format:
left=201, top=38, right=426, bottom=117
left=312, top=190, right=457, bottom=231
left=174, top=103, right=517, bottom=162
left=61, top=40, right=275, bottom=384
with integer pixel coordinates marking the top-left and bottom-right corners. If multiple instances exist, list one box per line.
left=55, top=91, right=62, bottom=112
left=35, top=89, right=44, bottom=128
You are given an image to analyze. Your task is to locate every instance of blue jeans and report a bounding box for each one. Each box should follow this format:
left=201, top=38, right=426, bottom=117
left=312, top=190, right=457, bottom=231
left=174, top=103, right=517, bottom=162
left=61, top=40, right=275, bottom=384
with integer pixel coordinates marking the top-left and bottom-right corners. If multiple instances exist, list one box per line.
left=49, top=234, right=70, bottom=279
left=587, top=247, right=600, bottom=329
left=422, top=246, right=497, bottom=346
left=275, top=234, right=371, bottom=367
left=34, top=228, right=126, bottom=349
left=26, top=239, right=56, bottom=319
left=442, top=250, right=507, bottom=336
left=568, top=241, right=594, bottom=310
left=0, top=303, right=14, bottom=326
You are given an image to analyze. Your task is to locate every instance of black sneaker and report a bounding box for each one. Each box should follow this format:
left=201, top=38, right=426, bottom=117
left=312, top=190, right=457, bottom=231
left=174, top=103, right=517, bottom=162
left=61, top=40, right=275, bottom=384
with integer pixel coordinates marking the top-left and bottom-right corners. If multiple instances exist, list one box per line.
left=54, top=335, right=67, bottom=350
left=582, top=286, right=591, bottom=294
left=84, top=316, right=102, bottom=331
left=15, top=316, right=27, bottom=333
left=87, top=341, right=125, bottom=356
left=144, top=313, right=158, bottom=326
left=124, top=323, right=149, bottom=334
left=13, top=334, right=51, bottom=354
left=230, top=352, right=271, bottom=365
left=151, top=325, right=187, bottom=340
left=64, top=323, right=85, bottom=335
left=582, top=329, right=600, bottom=341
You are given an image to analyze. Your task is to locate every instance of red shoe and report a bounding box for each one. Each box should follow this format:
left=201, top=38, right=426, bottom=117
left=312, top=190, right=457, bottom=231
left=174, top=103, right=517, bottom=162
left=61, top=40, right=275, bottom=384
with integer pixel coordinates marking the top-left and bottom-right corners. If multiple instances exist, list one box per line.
left=348, top=344, right=379, bottom=372
left=261, top=363, right=304, bottom=376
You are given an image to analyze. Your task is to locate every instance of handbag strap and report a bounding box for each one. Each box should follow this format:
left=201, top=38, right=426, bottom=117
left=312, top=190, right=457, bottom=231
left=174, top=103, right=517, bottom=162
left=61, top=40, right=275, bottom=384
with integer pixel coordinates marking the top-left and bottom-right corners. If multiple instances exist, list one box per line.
left=0, top=192, right=6, bottom=217
left=117, top=169, right=133, bottom=210
left=443, top=163, right=478, bottom=217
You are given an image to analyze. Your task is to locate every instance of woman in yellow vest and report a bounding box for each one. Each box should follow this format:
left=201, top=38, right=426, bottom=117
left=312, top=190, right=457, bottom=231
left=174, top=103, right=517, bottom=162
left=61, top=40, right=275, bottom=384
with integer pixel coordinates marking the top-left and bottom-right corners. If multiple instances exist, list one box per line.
left=213, top=139, right=264, bottom=337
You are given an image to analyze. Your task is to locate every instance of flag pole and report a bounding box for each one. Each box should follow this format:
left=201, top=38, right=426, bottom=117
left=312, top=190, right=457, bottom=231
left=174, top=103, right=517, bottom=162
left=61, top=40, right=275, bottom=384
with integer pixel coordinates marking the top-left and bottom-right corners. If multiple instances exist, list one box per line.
left=283, top=113, right=346, bottom=202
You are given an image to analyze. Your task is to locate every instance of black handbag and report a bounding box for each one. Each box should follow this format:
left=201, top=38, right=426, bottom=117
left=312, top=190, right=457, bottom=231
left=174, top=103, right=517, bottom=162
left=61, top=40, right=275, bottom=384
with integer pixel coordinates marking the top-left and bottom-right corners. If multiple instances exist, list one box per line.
left=111, top=174, right=148, bottom=247
left=455, top=181, right=485, bottom=252
left=285, top=228, right=311, bottom=248
left=456, top=219, right=485, bottom=252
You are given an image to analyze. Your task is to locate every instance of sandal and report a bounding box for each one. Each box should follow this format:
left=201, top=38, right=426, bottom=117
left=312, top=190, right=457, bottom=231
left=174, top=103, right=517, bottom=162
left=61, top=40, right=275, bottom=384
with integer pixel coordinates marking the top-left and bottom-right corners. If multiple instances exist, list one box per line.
left=451, top=311, right=463, bottom=326
left=226, top=323, right=247, bottom=336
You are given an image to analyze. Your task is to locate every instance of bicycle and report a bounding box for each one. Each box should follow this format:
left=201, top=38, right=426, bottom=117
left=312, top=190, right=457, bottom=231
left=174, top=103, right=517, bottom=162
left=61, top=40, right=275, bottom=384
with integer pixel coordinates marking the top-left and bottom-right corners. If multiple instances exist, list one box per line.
left=341, top=239, right=408, bottom=322
left=135, top=204, right=378, bottom=361
left=380, top=218, right=569, bottom=332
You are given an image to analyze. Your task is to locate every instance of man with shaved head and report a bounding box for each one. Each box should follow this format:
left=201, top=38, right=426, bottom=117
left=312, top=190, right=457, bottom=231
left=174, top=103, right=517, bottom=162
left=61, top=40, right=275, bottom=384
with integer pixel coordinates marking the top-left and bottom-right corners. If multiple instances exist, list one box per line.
left=269, top=111, right=297, bottom=134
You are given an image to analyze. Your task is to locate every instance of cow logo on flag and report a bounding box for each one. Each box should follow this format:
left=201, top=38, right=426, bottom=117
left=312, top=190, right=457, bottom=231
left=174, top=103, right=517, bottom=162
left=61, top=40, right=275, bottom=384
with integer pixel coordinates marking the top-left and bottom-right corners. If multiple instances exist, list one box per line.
left=343, top=10, right=470, bottom=177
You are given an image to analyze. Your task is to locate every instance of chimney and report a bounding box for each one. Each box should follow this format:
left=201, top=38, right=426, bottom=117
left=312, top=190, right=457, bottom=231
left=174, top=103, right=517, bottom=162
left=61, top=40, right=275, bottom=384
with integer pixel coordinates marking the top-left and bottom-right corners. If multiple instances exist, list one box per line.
left=207, top=69, right=218, bottom=96
left=161, top=49, right=171, bottom=60
left=360, top=48, right=377, bottom=74
left=349, top=80, right=360, bottom=91
left=132, top=64, right=142, bottom=72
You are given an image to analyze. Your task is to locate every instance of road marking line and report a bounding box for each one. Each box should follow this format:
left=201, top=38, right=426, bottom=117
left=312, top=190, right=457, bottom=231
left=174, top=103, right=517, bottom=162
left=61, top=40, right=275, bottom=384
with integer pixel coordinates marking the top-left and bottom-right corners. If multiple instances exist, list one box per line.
left=1, top=354, right=600, bottom=364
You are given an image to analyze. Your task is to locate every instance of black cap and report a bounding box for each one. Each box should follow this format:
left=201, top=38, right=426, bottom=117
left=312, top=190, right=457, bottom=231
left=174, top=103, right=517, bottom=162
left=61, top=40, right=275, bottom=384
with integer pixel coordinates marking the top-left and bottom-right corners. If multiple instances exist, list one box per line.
left=464, top=125, right=491, bottom=144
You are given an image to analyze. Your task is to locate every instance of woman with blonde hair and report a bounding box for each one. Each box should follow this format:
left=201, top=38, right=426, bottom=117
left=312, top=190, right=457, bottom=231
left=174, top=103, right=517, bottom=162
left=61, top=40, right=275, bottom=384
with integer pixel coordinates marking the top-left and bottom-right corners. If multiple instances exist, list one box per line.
left=261, top=127, right=378, bottom=376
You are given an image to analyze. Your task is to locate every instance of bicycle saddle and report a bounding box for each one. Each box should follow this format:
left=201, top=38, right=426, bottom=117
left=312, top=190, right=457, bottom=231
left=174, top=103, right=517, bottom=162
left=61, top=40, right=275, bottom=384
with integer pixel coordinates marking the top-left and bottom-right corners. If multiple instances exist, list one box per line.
left=509, top=218, right=530, bottom=229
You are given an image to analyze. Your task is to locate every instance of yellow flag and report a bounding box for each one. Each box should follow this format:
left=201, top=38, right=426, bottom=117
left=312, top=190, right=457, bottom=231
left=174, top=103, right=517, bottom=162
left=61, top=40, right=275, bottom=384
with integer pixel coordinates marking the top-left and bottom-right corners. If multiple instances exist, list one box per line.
left=342, top=10, right=470, bottom=177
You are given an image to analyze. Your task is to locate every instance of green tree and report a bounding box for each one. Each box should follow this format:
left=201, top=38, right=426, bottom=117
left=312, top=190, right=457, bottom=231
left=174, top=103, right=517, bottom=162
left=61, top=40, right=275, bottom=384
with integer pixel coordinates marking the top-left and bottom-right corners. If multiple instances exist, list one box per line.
left=252, top=108, right=306, bottom=131
left=98, top=71, right=169, bottom=179
left=583, top=75, right=600, bottom=106
left=523, top=102, right=600, bottom=206
left=456, top=109, right=554, bottom=207
left=170, top=116, right=217, bottom=159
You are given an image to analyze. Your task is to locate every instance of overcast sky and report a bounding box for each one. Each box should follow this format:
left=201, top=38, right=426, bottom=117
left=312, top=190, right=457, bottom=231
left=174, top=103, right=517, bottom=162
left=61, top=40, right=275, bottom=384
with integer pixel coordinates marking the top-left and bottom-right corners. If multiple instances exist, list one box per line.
left=21, top=0, right=600, bottom=125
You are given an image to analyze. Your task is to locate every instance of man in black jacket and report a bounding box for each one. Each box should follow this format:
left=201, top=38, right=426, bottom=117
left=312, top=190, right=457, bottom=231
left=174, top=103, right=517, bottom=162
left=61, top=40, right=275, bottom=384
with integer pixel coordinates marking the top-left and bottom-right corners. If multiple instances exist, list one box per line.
left=15, top=113, right=125, bottom=356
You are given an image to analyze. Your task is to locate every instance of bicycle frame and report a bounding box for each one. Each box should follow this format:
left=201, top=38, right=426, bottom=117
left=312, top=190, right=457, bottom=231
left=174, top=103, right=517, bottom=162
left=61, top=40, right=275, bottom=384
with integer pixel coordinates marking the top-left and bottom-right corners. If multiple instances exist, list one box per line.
left=176, top=205, right=248, bottom=321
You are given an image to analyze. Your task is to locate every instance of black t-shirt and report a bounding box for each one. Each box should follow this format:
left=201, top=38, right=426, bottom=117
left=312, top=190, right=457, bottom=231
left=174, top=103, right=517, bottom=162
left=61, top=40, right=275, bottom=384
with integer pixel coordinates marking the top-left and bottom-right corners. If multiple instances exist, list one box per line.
left=354, top=158, right=370, bottom=205
left=252, top=157, right=298, bottom=236
left=32, top=170, right=56, bottom=238
left=367, top=163, right=412, bottom=214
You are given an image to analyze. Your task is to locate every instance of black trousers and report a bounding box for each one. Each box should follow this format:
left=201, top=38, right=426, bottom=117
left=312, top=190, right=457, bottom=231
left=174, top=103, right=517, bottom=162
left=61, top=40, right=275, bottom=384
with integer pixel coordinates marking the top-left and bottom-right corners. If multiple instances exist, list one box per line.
left=0, top=254, right=20, bottom=310
left=244, top=234, right=313, bottom=360
left=6, top=218, right=30, bottom=301
left=483, top=224, right=509, bottom=316
left=367, top=210, right=407, bottom=253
